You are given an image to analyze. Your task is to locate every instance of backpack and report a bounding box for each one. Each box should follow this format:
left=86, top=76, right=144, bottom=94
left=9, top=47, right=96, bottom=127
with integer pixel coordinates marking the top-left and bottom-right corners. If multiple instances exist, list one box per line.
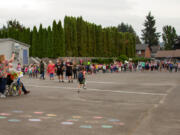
left=78, top=72, right=83, bottom=81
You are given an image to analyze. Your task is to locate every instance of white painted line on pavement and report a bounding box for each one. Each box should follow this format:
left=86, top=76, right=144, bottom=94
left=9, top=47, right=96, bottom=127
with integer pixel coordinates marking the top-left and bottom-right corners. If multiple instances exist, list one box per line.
left=23, top=80, right=175, bottom=86
left=87, top=81, right=123, bottom=85
left=26, top=85, right=167, bottom=96
left=159, top=85, right=177, bottom=104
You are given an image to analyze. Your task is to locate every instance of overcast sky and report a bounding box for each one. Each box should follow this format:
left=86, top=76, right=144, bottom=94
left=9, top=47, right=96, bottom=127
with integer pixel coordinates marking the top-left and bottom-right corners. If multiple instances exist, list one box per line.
left=0, top=0, right=180, bottom=40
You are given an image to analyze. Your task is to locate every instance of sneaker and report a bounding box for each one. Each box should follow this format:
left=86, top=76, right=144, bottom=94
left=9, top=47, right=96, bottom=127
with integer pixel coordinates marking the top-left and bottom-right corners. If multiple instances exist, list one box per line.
left=24, top=91, right=30, bottom=95
left=0, top=94, right=6, bottom=98
left=62, top=80, right=64, bottom=83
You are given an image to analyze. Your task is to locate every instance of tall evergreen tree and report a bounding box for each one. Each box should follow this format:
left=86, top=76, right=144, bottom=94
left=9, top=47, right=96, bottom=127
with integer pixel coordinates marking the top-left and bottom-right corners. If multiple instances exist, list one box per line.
left=47, top=26, right=53, bottom=58
left=95, top=25, right=103, bottom=57
left=77, top=17, right=86, bottom=56
left=52, top=20, right=59, bottom=58
left=31, top=26, right=38, bottom=57
left=64, top=16, right=73, bottom=56
left=38, top=24, right=43, bottom=58
left=0, top=17, right=137, bottom=58
left=118, top=22, right=141, bottom=44
left=56, top=20, right=65, bottom=57
left=42, top=28, right=48, bottom=57
left=70, top=17, right=78, bottom=56
left=118, top=23, right=135, bottom=34
left=141, top=12, right=160, bottom=47
left=91, top=24, right=96, bottom=56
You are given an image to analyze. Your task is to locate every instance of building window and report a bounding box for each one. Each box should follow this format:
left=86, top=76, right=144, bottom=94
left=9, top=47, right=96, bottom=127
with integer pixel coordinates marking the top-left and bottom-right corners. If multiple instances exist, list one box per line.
left=23, top=49, right=28, bottom=65
left=138, top=50, right=141, bottom=54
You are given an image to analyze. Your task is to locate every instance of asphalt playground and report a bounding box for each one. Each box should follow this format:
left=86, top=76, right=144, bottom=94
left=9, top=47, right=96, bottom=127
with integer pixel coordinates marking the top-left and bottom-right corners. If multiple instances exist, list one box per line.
left=0, top=72, right=180, bottom=135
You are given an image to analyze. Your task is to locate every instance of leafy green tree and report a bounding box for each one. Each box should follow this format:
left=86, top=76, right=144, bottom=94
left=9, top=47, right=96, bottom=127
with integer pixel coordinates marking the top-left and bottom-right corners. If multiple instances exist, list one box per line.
left=162, top=25, right=177, bottom=50
left=141, top=12, right=160, bottom=47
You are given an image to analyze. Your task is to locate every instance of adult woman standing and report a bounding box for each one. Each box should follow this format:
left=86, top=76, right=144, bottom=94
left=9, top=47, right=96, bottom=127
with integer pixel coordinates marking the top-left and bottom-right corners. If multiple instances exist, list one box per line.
left=0, top=53, right=15, bottom=98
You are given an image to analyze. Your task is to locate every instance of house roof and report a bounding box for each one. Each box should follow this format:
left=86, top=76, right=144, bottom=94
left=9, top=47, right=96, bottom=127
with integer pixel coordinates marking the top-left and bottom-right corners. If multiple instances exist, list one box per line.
left=156, top=49, right=180, bottom=58
left=0, top=38, right=30, bottom=48
left=136, top=44, right=148, bottom=50
left=174, top=49, right=180, bottom=57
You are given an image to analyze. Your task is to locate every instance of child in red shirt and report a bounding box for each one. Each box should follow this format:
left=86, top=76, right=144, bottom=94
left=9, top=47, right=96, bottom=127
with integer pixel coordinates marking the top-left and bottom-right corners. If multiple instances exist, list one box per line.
left=47, top=61, right=55, bottom=80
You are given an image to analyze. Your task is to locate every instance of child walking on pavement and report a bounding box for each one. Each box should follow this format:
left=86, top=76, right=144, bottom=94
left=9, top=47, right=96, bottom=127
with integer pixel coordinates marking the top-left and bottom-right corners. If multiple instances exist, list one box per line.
left=77, top=67, right=86, bottom=93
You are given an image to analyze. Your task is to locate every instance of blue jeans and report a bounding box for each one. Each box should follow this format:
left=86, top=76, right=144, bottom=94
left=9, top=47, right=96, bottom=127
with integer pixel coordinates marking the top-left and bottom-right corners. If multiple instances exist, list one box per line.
left=40, top=72, right=45, bottom=79
left=17, top=78, right=28, bottom=93
left=0, top=78, right=7, bottom=94
left=20, top=81, right=28, bottom=93
left=50, top=73, right=54, bottom=78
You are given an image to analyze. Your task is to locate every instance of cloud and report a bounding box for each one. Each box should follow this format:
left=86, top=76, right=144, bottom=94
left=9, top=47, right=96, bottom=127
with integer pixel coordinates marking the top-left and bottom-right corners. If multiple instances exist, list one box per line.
left=0, top=0, right=180, bottom=38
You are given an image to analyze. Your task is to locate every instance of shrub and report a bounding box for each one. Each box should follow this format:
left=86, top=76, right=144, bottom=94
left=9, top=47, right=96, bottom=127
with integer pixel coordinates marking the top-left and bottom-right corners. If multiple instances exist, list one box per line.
left=132, top=57, right=151, bottom=63
left=91, top=58, right=113, bottom=64
left=116, top=55, right=129, bottom=62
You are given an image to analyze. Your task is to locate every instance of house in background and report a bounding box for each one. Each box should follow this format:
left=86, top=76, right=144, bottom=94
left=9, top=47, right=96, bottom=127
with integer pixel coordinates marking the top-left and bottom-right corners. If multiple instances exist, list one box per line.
left=136, top=44, right=151, bottom=58
left=0, top=38, right=30, bottom=67
left=136, top=44, right=160, bottom=58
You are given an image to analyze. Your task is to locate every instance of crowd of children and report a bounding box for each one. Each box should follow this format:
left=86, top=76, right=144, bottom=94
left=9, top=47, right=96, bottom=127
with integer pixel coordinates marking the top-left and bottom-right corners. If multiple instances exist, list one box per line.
left=18, top=59, right=180, bottom=91
left=1, top=54, right=180, bottom=98
left=19, top=59, right=180, bottom=81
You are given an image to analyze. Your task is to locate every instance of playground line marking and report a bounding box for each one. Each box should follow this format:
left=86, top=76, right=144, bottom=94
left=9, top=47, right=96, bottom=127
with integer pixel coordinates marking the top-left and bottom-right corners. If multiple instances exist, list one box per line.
left=27, top=85, right=167, bottom=96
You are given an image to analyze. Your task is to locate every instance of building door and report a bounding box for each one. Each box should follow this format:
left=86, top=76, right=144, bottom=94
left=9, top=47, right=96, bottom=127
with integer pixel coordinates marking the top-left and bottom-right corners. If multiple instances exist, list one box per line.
left=23, top=49, right=28, bottom=65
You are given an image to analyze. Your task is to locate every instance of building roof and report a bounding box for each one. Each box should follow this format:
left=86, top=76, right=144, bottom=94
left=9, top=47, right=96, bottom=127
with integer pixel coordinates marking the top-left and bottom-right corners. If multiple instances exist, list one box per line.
left=156, top=49, right=180, bottom=58
left=0, top=38, right=30, bottom=48
left=174, top=49, right=180, bottom=57
left=136, top=44, right=148, bottom=51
